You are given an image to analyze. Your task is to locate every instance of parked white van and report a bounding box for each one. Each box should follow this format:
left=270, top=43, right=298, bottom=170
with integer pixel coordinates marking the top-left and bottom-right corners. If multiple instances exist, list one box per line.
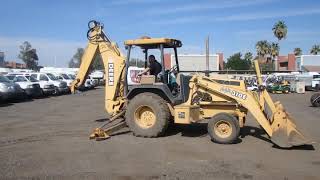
left=49, top=73, right=73, bottom=87
left=7, top=73, right=56, bottom=95
left=30, top=73, right=69, bottom=95
left=5, top=75, right=42, bottom=97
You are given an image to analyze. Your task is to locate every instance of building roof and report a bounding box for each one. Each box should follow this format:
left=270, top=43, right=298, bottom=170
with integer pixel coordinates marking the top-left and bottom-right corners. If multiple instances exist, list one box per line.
left=302, top=65, right=320, bottom=72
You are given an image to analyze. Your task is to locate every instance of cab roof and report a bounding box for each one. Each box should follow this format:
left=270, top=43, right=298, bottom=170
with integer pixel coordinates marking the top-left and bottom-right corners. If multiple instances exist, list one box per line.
left=124, top=37, right=182, bottom=49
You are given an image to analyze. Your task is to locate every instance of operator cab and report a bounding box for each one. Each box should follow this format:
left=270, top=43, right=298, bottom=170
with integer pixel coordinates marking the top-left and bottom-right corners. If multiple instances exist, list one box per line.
left=125, top=37, right=191, bottom=104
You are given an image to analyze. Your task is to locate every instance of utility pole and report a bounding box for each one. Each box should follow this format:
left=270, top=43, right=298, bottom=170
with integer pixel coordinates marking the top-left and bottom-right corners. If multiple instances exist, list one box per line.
left=54, top=56, right=57, bottom=67
left=205, top=36, right=210, bottom=77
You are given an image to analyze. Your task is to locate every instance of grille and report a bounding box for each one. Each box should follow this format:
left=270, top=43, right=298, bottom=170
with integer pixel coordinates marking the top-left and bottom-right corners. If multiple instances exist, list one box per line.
left=32, top=84, right=41, bottom=89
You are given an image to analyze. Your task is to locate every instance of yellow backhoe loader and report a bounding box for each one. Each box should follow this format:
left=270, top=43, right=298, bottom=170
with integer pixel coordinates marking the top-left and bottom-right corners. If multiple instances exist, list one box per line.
left=71, top=20, right=312, bottom=148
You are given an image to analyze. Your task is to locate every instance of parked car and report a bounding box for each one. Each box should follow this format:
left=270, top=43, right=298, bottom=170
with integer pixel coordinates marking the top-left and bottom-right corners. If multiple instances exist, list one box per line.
left=67, top=74, right=95, bottom=91
left=30, top=73, right=69, bottom=95
left=0, top=75, right=25, bottom=101
left=25, top=75, right=55, bottom=95
left=7, top=73, right=56, bottom=96
left=5, top=75, right=42, bottom=98
left=52, top=73, right=73, bottom=87
left=247, top=84, right=258, bottom=91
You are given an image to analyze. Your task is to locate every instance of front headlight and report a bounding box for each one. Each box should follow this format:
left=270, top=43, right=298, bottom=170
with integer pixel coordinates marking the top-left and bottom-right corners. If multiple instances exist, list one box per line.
left=14, top=84, right=23, bottom=92
left=0, top=84, right=7, bottom=91
left=27, top=84, right=33, bottom=88
left=44, top=85, right=50, bottom=88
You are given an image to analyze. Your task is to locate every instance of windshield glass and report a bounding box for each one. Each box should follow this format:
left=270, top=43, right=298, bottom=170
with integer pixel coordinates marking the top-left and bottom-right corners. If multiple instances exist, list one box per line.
left=5, top=75, right=15, bottom=80
left=313, top=75, right=320, bottom=79
left=47, top=73, right=58, bottom=80
left=0, top=76, right=11, bottom=83
left=61, top=74, right=70, bottom=80
left=15, top=76, right=28, bottom=82
left=69, top=74, right=76, bottom=80
left=25, top=76, right=39, bottom=82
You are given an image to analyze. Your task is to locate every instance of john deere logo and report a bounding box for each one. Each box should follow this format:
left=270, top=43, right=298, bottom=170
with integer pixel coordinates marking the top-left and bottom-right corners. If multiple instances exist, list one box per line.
left=220, top=87, right=247, bottom=100
left=108, top=62, right=114, bottom=86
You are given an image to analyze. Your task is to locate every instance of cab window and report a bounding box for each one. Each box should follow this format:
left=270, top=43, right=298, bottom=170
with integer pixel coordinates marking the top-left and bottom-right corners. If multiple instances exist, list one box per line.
left=15, top=76, right=27, bottom=82
left=31, top=74, right=38, bottom=79
left=40, top=74, right=49, bottom=81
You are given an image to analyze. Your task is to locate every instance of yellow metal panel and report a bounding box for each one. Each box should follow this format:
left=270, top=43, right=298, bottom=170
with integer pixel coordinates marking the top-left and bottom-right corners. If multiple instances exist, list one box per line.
left=124, top=38, right=176, bottom=45
left=174, top=105, right=200, bottom=124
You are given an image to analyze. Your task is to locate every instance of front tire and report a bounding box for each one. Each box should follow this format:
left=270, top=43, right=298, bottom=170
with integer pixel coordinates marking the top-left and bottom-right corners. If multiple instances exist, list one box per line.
left=311, top=93, right=320, bottom=107
left=125, top=93, right=170, bottom=137
left=208, top=113, right=240, bottom=144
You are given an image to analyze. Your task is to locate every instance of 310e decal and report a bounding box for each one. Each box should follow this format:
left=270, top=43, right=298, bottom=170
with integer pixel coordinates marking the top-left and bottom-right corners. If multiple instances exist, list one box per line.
left=220, top=87, right=247, bottom=100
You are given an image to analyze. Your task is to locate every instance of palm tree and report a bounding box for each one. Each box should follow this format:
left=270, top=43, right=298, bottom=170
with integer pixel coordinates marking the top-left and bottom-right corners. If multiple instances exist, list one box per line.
left=272, top=21, right=287, bottom=70
left=310, top=45, right=320, bottom=55
left=244, top=52, right=254, bottom=69
left=270, top=43, right=280, bottom=60
left=244, top=52, right=253, bottom=61
left=256, top=40, right=271, bottom=62
left=272, top=21, right=288, bottom=41
left=294, top=48, right=302, bottom=56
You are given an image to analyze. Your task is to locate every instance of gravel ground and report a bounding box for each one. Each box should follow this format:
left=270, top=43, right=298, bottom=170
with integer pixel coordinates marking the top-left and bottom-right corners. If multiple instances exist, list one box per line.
left=0, top=87, right=319, bottom=180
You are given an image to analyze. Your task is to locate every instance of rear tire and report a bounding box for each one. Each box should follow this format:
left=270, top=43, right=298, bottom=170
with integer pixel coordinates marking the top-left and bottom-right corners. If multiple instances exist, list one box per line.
left=311, top=93, right=320, bottom=107
left=208, top=113, right=240, bottom=144
left=125, top=93, right=170, bottom=137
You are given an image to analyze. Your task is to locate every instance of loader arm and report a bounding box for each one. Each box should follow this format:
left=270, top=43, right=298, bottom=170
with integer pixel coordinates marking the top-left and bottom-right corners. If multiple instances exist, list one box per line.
left=70, top=21, right=127, bottom=116
left=187, top=61, right=311, bottom=147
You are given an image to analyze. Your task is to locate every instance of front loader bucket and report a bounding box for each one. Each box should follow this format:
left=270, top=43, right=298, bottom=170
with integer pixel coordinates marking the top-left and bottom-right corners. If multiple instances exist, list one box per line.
left=270, top=103, right=312, bottom=148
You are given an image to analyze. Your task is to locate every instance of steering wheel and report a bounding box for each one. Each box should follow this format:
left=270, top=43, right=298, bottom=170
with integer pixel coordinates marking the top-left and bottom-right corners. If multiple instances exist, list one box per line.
left=169, top=65, right=178, bottom=74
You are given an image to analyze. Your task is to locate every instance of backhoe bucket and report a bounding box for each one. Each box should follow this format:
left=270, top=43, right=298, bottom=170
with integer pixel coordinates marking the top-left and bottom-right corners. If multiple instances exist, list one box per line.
left=270, top=103, right=312, bottom=148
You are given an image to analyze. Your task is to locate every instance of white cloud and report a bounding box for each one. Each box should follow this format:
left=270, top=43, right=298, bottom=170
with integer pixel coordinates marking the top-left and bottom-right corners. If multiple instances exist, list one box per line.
left=109, top=0, right=165, bottom=6
left=214, top=8, right=320, bottom=21
left=146, top=0, right=275, bottom=15
left=152, top=7, right=320, bottom=25
left=0, top=36, right=85, bottom=67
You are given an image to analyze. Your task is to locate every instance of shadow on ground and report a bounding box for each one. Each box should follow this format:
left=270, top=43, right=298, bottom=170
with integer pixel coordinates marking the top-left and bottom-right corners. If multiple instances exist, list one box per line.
left=241, top=126, right=315, bottom=150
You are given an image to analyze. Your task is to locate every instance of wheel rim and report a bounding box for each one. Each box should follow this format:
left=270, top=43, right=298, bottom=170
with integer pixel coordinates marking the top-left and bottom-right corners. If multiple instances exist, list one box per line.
left=214, top=120, right=232, bottom=138
left=134, top=106, right=156, bottom=129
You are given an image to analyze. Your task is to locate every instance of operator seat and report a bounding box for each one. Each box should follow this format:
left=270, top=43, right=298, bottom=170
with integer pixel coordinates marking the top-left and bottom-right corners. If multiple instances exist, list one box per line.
left=174, top=73, right=192, bottom=104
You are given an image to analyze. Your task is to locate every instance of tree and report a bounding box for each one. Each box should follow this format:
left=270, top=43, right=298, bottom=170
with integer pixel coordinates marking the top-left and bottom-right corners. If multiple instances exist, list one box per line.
left=68, top=48, right=84, bottom=68
left=270, top=42, right=279, bottom=70
left=256, top=40, right=271, bottom=60
left=272, top=21, right=287, bottom=41
left=18, top=41, right=39, bottom=70
left=294, top=48, right=302, bottom=56
left=244, top=52, right=253, bottom=69
left=129, top=58, right=145, bottom=67
left=272, top=21, right=287, bottom=70
left=225, top=52, right=251, bottom=70
left=244, top=52, right=253, bottom=61
left=310, top=45, right=320, bottom=55
left=91, top=54, right=104, bottom=70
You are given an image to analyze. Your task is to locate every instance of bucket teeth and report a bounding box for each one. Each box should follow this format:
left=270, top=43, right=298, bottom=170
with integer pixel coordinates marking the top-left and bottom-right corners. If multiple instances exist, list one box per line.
left=270, top=108, right=312, bottom=148
left=89, top=128, right=110, bottom=141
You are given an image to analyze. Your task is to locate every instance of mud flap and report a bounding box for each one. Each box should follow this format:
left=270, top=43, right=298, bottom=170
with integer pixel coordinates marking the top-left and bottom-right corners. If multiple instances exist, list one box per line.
left=270, top=103, right=312, bottom=148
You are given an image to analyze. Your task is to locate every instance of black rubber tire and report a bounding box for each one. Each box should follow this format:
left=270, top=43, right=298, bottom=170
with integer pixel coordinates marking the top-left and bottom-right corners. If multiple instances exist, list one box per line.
left=208, top=113, right=240, bottom=144
left=310, top=93, right=320, bottom=107
left=125, top=92, right=170, bottom=137
left=315, top=84, right=320, bottom=92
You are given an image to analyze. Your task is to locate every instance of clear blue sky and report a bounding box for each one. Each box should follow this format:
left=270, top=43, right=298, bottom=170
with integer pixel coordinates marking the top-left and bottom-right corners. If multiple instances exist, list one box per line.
left=0, top=0, right=319, bottom=67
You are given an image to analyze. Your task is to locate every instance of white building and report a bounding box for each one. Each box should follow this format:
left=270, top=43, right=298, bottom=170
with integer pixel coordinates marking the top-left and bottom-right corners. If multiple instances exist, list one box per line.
left=170, top=54, right=221, bottom=72
left=296, top=55, right=320, bottom=72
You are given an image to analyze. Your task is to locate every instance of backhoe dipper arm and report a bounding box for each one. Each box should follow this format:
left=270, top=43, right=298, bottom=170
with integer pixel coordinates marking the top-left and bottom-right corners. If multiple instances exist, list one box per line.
left=70, top=21, right=127, bottom=116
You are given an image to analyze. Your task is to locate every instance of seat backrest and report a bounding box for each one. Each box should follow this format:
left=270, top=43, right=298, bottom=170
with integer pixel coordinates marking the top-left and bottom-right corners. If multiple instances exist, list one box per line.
left=176, top=73, right=192, bottom=103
